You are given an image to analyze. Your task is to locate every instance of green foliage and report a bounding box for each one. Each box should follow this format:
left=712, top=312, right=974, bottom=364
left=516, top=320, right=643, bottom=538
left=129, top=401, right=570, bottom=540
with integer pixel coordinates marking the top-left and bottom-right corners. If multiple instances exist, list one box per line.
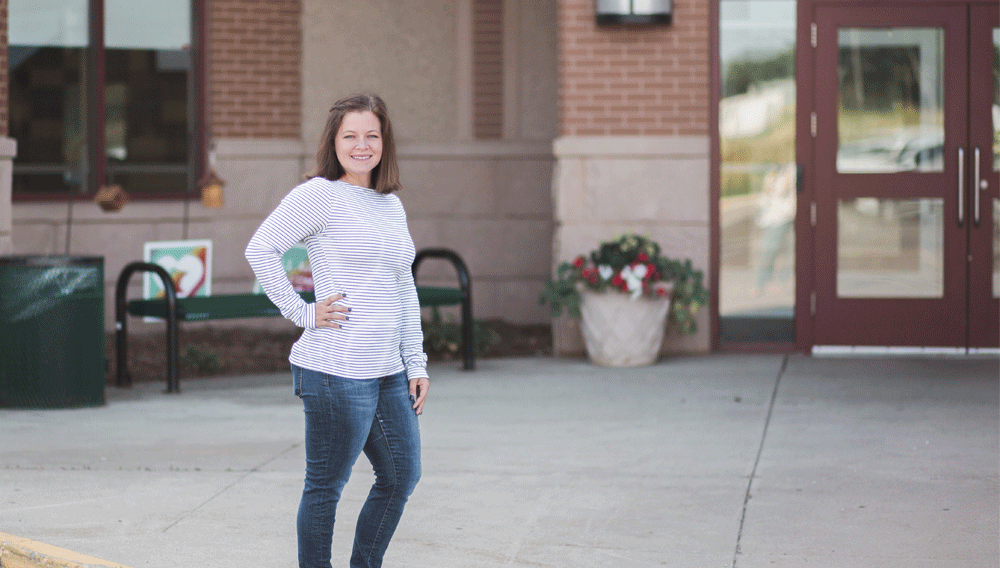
left=539, top=269, right=583, bottom=318
left=664, top=259, right=710, bottom=336
left=539, top=234, right=709, bottom=335
left=723, top=50, right=794, bottom=98
left=180, top=345, right=223, bottom=374
left=421, top=307, right=500, bottom=358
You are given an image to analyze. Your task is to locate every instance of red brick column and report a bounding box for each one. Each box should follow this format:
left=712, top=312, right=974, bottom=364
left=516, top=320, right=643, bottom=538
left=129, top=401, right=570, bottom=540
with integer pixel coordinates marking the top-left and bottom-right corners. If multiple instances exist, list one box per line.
left=556, top=0, right=709, bottom=137
left=209, top=0, right=301, bottom=139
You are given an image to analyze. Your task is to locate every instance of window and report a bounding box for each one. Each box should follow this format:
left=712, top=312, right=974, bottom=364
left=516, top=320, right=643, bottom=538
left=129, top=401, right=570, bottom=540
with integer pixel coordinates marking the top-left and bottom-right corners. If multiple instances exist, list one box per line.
left=717, top=0, right=797, bottom=343
left=9, top=0, right=202, bottom=199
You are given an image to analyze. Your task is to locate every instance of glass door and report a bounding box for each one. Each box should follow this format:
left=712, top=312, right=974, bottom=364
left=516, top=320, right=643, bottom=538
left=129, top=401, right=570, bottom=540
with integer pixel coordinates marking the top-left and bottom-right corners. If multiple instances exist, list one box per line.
left=812, top=5, right=977, bottom=347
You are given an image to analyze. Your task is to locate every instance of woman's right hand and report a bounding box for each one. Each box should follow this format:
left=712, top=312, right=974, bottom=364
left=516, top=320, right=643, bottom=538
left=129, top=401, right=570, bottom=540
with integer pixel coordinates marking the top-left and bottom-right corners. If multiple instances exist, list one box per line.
left=315, top=293, right=350, bottom=329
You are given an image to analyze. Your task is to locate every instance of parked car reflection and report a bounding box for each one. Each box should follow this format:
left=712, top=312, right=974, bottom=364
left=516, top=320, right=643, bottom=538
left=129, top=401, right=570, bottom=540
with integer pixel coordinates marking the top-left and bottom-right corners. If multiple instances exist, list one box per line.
left=837, top=132, right=944, bottom=173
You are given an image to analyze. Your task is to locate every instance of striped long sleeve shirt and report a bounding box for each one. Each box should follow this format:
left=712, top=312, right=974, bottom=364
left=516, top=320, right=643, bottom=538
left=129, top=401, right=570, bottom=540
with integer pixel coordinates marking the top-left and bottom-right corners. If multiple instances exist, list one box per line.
left=245, top=177, right=428, bottom=381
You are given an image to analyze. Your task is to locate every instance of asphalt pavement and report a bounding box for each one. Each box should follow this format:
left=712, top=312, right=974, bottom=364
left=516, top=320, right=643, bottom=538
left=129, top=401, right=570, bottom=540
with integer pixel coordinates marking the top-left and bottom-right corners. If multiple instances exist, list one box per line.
left=2, top=354, right=997, bottom=568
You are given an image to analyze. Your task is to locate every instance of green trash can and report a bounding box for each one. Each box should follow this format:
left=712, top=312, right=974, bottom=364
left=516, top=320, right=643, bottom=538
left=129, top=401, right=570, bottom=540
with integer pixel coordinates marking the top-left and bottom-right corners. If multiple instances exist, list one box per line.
left=0, top=255, right=106, bottom=408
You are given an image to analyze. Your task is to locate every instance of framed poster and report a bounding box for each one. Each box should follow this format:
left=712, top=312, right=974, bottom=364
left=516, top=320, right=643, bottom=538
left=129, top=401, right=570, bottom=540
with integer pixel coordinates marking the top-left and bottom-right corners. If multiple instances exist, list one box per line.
left=252, top=243, right=314, bottom=293
left=143, top=239, right=213, bottom=300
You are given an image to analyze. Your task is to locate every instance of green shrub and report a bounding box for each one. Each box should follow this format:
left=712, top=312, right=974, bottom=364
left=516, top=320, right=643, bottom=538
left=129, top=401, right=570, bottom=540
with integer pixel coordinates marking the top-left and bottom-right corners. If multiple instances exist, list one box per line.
left=421, top=307, right=500, bottom=358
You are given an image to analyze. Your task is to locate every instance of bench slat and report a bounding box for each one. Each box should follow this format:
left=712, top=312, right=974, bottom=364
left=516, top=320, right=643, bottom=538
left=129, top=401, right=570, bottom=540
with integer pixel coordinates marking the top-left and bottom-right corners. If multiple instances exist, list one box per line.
left=416, top=286, right=464, bottom=307
left=126, top=288, right=466, bottom=320
left=127, top=292, right=317, bottom=321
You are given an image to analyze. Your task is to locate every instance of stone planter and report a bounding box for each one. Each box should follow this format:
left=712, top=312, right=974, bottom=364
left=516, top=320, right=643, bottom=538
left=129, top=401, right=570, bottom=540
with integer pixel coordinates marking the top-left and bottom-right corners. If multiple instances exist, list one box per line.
left=578, top=286, right=672, bottom=367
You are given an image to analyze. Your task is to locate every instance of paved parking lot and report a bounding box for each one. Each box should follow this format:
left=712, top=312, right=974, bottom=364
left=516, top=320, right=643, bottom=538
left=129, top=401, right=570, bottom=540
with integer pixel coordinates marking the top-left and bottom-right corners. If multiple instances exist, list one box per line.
left=2, top=354, right=997, bottom=567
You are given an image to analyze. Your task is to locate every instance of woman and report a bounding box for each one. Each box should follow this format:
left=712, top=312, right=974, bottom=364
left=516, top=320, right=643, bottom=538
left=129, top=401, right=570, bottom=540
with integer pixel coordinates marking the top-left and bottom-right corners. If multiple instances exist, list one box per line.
left=245, top=93, right=428, bottom=568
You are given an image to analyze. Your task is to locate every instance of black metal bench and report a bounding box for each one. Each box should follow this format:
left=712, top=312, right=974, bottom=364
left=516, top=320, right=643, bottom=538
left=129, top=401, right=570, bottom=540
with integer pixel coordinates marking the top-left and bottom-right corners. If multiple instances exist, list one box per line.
left=412, top=248, right=474, bottom=371
left=115, top=248, right=473, bottom=393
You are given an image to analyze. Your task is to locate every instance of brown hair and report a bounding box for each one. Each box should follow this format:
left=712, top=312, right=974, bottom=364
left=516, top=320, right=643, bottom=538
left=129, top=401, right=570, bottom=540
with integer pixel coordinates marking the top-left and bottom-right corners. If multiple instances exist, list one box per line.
left=307, top=93, right=401, bottom=194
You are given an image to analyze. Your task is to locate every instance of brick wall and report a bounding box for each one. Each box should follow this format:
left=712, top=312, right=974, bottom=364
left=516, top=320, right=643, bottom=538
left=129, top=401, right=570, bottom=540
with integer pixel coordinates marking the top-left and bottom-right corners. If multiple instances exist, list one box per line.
left=557, top=0, right=709, bottom=137
left=473, top=0, right=504, bottom=140
left=209, top=0, right=301, bottom=139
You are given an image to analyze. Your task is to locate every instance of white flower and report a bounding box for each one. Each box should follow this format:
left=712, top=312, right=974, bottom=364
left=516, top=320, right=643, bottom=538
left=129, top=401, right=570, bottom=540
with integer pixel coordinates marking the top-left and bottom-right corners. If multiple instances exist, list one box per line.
left=597, top=265, right=614, bottom=281
left=620, top=264, right=647, bottom=300
left=625, top=264, right=647, bottom=280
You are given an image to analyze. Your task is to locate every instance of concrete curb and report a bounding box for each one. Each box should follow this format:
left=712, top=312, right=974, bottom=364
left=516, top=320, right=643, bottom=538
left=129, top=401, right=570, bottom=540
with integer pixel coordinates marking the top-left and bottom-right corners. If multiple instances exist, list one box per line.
left=0, top=533, right=133, bottom=568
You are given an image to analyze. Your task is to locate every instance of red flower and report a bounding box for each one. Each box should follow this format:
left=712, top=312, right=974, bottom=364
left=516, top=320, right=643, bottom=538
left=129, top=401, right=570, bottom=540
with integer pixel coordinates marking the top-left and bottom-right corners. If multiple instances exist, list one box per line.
left=643, top=263, right=655, bottom=281
left=588, top=273, right=598, bottom=284
left=611, top=274, right=626, bottom=289
left=656, top=287, right=668, bottom=297
left=573, top=256, right=586, bottom=269
left=637, top=252, right=648, bottom=262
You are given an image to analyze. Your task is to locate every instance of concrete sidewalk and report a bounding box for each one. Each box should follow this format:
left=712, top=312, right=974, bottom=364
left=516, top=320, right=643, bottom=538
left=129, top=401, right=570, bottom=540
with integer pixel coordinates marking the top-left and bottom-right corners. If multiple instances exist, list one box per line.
left=2, top=355, right=997, bottom=568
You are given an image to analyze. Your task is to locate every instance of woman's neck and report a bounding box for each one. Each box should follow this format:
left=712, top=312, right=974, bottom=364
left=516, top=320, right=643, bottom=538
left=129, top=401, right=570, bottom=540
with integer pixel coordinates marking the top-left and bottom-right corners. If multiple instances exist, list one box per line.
left=340, top=173, right=371, bottom=188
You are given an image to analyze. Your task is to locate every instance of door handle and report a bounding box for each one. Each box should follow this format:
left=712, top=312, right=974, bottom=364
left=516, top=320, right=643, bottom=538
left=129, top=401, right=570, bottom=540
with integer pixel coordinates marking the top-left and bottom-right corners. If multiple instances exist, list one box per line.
left=973, top=147, right=983, bottom=226
left=958, top=147, right=964, bottom=226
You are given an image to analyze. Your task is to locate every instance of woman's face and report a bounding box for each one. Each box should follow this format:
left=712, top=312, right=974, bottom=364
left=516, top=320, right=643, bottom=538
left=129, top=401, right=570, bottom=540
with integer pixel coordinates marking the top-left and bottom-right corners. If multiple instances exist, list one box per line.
left=335, top=110, right=383, bottom=187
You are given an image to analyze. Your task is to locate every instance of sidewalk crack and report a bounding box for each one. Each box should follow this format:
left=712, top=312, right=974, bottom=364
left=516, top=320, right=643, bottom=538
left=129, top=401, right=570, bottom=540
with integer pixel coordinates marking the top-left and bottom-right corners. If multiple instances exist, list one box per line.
left=161, top=442, right=300, bottom=533
left=732, top=354, right=787, bottom=567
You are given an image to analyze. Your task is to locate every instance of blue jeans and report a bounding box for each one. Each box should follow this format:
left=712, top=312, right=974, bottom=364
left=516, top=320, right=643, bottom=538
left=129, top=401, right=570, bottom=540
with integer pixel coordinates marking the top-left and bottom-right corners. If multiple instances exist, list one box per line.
left=292, top=365, right=421, bottom=568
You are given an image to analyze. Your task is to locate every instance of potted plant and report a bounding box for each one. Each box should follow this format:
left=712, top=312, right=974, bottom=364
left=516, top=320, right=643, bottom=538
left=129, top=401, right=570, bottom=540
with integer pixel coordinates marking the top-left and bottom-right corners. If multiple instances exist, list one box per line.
left=540, top=234, right=708, bottom=366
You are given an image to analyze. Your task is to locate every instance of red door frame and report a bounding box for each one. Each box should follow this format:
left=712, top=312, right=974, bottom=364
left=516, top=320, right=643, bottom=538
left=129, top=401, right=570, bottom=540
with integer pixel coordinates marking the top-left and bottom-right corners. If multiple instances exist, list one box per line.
left=967, top=4, right=999, bottom=348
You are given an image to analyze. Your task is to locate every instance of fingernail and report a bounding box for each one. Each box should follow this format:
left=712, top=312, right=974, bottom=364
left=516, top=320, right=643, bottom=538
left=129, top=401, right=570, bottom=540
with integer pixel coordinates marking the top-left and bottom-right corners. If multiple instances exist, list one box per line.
left=345, top=316, right=350, bottom=321
left=347, top=307, right=352, bottom=312
left=342, top=293, right=347, bottom=298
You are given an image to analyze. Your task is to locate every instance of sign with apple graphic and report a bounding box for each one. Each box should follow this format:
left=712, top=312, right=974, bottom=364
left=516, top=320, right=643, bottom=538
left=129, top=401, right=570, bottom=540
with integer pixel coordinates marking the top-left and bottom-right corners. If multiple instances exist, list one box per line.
left=143, top=240, right=213, bottom=305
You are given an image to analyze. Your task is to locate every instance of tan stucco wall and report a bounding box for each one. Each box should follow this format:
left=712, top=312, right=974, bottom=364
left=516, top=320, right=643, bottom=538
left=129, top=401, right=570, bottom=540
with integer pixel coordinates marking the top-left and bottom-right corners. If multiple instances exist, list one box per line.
left=508, top=0, right=559, bottom=140
left=400, top=141, right=554, bottom=324
left=551, top=135, right=712, bottom=354
left=301, top=0, right=459, bottom=147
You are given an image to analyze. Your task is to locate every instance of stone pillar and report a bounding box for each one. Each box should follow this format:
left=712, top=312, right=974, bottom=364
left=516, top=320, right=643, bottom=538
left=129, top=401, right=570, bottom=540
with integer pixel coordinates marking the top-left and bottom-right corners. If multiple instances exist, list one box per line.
left=0, top=138, right=15, bottom=254
left=1, top=0, right=11, bottom=254
left=551, top=135, right=711, bottom=355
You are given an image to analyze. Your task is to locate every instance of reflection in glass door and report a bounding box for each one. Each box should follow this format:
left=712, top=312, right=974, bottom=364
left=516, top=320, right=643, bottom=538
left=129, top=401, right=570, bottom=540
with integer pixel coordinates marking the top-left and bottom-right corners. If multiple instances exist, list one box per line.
left=836, top=28, right=944, bottom=175
left=717, top=0, right=797, bottom=343
left=834, top=27, right=946, bottom=300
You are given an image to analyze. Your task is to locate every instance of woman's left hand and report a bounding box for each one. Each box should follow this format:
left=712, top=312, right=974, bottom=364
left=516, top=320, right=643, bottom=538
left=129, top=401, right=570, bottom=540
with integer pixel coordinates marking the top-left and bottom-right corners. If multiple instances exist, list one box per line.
left=409, top=378, right=429, bottom=416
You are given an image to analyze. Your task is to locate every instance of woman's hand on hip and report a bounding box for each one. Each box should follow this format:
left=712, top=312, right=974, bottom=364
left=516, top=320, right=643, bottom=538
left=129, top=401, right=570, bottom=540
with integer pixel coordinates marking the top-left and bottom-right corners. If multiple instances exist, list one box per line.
left=315, top=294, right=350, bottom=329
left=409, top=378, right=429, bottom=416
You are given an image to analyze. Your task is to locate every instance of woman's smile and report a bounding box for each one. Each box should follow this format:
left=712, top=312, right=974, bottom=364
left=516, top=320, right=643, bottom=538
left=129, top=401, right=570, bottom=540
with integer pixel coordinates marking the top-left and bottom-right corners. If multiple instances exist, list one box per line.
left=335, top=110, right=383, bottom=187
